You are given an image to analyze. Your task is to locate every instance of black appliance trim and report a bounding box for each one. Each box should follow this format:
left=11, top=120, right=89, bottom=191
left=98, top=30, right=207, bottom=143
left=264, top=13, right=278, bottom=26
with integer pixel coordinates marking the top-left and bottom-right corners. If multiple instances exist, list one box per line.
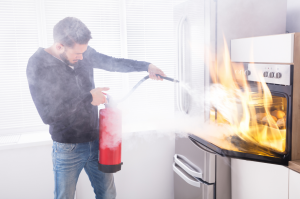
left=189, top=135, right=289, bottom=165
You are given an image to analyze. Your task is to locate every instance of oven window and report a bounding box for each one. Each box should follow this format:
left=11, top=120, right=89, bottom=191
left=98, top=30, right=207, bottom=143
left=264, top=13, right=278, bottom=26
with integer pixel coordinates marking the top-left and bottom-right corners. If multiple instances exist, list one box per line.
left=208, top=91, right=288, bottom=158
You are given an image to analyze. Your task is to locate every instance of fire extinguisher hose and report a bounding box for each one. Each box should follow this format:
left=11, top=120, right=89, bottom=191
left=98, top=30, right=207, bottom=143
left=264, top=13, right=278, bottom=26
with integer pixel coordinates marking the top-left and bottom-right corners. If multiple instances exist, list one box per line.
left=119, top=74, right=179, bottom=103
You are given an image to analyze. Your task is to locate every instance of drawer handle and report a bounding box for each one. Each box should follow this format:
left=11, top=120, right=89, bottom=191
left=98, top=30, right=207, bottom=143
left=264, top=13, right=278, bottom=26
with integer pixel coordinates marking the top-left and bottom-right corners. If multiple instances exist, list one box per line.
left=174, top=154, right=202, bottom=179
left=173, top=163, right=201, bottom=188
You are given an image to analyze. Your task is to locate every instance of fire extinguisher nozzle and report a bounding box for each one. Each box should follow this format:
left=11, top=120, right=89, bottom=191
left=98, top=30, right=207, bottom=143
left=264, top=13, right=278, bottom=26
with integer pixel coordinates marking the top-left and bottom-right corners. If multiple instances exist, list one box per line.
left=156, top=74, right=180, bottom=83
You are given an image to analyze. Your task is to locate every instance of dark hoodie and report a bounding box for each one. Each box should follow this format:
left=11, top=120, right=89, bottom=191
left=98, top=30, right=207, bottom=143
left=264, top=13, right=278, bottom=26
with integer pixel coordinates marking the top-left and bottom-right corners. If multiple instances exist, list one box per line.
left=26, top=46, right=149, bottom=143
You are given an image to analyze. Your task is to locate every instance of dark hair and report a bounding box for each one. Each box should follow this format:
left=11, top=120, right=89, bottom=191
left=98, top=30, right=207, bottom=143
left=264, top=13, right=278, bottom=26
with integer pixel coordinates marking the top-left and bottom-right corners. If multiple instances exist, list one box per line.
left=53, top=17, right=92, bottom=47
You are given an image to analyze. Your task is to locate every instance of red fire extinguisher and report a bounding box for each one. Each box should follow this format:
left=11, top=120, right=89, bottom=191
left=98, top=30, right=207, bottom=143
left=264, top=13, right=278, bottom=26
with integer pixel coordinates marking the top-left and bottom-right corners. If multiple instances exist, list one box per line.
left=98, top=95, right=123, bottom=173
left=98, top=74, right=179, bottom=173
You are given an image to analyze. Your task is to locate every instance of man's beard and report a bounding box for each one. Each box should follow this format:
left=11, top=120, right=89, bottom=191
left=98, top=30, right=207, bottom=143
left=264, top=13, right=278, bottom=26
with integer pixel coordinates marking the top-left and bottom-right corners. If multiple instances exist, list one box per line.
left=59, top=50, right=78, bottom=67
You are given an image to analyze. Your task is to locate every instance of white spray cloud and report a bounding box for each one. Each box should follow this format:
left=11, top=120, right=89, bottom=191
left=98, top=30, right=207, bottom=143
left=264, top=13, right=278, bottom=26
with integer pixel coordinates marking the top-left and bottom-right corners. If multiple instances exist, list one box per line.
left=99, top=82, right=237, bottom=150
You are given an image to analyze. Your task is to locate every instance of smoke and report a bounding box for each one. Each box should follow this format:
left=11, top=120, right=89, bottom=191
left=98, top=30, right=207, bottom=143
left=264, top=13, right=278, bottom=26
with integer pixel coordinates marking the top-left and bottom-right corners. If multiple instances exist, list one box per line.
left=102, top=82, right=237, bottom=151
left=99, top=108, right=122, bottom=149
left=120, top=109, right=235, bottom=148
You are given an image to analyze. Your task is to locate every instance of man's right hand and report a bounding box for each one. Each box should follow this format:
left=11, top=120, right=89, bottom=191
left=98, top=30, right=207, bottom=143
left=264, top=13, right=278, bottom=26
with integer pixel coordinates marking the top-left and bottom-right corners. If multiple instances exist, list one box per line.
left=90, top=87, right=110, bottom=106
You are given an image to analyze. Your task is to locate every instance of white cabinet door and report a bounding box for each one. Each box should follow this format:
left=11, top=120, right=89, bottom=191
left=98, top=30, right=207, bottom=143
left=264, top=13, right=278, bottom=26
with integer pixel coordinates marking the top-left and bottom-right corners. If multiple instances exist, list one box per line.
left=231, top=33, right=294, bottom=64
left=289, top=169, right=300, bottom=199
left=232, top=159, right=289, bottom=199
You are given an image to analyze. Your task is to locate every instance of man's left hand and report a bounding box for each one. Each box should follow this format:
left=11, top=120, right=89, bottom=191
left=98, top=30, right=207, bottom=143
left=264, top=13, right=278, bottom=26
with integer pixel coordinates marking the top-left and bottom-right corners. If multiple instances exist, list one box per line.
left=148, top=64, right=166, bottom=81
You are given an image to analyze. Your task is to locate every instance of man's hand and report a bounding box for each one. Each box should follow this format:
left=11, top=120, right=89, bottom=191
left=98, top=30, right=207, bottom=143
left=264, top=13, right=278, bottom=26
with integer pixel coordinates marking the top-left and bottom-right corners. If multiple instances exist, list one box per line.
left=90, top=87, right=110, bottom=106
left=148, top=64, right=166, bottom=80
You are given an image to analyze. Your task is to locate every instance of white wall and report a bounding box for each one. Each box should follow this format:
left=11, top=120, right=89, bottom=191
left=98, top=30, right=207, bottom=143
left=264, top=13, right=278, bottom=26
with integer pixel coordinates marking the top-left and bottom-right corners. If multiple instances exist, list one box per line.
left=76, top=133, right=175, bottom=199
left=0, top=133, right=174, bottom=199
left=287, top=0, right=300, bottom=33
left=0, top=144, right=54, bottom=199
left=217, top=0, right=287, bottom=65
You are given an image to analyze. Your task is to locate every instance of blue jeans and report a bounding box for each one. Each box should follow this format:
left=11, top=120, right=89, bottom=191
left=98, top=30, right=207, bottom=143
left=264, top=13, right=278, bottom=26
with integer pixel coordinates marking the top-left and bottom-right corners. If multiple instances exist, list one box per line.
left=52, top=139, right=116, bottom=199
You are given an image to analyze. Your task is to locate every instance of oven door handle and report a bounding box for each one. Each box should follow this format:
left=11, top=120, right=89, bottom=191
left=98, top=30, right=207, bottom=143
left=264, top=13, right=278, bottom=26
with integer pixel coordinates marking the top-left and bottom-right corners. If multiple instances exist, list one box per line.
left=174, top=154, right=203, bottom=179
left=173, top=162, right=201, bottom=188
left=189, top=138, right=217, bottom=155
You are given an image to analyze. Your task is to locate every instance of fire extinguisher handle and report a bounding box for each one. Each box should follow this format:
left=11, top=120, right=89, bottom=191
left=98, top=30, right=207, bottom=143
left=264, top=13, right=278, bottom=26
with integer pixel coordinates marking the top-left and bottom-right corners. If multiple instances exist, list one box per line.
left=102, top=92, right=110, bottom=105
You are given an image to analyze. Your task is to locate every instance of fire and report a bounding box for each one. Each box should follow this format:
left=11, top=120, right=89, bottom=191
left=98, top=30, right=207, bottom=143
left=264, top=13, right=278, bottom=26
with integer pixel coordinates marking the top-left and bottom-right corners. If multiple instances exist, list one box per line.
left=207, top=39, right=286, bottom=155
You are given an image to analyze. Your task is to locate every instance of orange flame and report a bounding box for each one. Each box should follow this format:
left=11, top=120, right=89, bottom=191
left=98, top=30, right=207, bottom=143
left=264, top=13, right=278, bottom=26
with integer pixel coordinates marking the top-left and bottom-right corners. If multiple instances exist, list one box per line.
left=208, top=38, right=286, bottom=155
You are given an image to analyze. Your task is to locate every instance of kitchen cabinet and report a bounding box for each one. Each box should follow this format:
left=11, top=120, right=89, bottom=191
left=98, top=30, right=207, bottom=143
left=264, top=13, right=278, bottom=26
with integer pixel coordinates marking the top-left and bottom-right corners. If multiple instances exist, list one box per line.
left=231, top=159, right=289, bottom=199
left=289, top=169, right=300, bottom=199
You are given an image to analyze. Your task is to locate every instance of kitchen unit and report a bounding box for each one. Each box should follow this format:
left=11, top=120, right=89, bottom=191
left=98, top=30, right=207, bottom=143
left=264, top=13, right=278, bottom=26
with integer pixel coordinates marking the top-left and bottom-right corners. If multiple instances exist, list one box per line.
left=195, top=33, right=295, bottom=166
left=230, top=33, right=300, bottom=163
left=174, top=137, right=231, bottom=199
left=289, top=168, right=300, bottom=199
left=173, top=0, right=287, bottom=198
left=229, top=33, right=300, bottom=199
left=232, top=159, right=289, bottom=199
left=232, top=159, right=300, bottom=199
left=173, top=0, right=221, bottom=197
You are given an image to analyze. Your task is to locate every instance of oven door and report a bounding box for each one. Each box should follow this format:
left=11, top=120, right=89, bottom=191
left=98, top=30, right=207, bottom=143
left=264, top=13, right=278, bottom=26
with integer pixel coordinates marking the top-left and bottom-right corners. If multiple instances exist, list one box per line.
left=191, top=83, right=292, bottom=165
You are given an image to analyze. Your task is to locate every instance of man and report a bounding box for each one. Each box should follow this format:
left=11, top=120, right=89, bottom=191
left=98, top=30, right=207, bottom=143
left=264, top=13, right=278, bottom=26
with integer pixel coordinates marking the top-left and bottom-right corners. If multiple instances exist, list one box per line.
left=26, top=17, right=165, bottom=199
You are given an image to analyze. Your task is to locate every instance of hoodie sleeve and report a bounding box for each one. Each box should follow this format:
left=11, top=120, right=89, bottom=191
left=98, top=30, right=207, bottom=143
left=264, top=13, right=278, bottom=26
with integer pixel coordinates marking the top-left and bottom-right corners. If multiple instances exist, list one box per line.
left=26, top=57, right=93, bottom=125
left=85, top=46, right=150, bottom=72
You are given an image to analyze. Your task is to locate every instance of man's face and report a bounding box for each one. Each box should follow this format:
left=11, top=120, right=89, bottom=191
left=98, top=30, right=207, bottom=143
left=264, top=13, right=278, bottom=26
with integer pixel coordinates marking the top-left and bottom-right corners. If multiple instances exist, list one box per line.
left=59, top=43, right=88, bottom=66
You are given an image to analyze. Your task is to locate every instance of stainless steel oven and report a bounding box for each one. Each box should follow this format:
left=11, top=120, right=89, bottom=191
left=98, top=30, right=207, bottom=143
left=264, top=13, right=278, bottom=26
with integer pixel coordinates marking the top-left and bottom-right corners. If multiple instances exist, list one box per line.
left=190, top=63, right=293, bottom=165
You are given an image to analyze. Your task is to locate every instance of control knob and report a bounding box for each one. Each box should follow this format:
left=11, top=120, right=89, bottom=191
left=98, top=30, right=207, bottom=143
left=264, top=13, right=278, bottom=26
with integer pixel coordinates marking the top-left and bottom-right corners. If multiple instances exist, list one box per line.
left=276, top=72, right=282, bottom=79
left=244, top=70, right=251, bottom=76
left=263, top=71, right=268, bottom=77
left=269, top=72, right=274, bottom=78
